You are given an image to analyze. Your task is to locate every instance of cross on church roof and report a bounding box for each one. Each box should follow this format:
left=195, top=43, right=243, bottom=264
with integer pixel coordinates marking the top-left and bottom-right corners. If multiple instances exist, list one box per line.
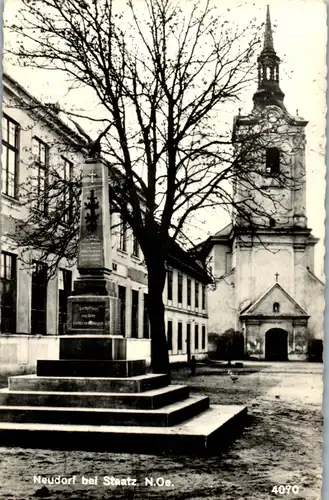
left=275, top=272, right=279, bottom=282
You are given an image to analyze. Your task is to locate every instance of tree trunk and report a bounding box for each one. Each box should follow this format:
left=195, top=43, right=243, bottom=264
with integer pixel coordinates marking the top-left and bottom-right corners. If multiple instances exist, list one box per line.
left=145, top=254, right=170, bottom=375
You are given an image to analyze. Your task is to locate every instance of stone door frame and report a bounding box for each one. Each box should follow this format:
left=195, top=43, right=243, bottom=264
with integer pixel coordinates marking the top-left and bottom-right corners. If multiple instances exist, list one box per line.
left=241, top=316, right=309, bottom=360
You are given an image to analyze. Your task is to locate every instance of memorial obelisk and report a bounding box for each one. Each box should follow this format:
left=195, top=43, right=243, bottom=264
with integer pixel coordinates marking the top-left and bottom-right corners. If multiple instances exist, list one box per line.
left=62, top=154, right=125, bottom=361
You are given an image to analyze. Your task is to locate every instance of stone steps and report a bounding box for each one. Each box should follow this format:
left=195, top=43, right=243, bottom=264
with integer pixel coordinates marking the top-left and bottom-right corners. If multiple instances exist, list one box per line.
left=0, top=359, right=248, bottom=453
left=0, top=404, right=247, bottom=453
left=0, top=395, right=209, bottom=427
left=37, top=359, right=146, bottom=377
left=9, top=373, right=169, bottom=393
left=0, top=384, right=189, bottom=409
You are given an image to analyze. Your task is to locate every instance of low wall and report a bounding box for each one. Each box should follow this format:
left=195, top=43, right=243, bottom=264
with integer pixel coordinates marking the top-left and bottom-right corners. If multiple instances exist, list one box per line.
left=0, top=335, right=207, bottom=374
left=126, top=338, right=151, bottom=366
left=0, top=335, right=60, bottom=375
left=169, top=353, right=207, bottom=363
left=125, top=340, right=207, bottom=365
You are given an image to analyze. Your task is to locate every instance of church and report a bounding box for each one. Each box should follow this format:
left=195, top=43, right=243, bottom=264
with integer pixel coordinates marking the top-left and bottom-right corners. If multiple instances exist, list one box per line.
left=198, top=7, right=324, bottom=361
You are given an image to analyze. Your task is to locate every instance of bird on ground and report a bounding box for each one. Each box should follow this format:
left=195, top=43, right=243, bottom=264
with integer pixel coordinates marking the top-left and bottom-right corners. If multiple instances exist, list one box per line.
left=227, top=370, right=239, bottom=383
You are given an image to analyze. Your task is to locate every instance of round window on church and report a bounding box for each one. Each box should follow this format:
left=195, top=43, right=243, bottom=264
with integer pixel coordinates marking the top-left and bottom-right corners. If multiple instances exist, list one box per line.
left=273, top=302, right=280, bottom=313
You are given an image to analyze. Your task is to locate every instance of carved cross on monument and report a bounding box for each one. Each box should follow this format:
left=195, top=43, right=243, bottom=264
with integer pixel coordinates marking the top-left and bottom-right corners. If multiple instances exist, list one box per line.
left=77, top=161, right=110, bottom=272
left=275, top=272, right=279, bottom=283
left=88, top=169, right=97, bottom=184
left=84, top=189, right=99, bottom=233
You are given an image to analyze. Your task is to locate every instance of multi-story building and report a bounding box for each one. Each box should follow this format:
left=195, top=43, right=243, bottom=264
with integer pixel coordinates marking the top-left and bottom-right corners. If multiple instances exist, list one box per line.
left=1, top=73, right=210, bottom=374
left=111, top=224, right=210, bottom=362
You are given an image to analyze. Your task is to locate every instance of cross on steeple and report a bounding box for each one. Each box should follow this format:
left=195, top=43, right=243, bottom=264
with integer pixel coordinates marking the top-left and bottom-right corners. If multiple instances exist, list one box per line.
left=275, top=272, right=279, bottom=283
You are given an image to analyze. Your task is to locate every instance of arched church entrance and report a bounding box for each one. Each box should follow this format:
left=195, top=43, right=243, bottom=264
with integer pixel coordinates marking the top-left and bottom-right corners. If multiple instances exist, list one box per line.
left=265, top=328, right=288, bottom=361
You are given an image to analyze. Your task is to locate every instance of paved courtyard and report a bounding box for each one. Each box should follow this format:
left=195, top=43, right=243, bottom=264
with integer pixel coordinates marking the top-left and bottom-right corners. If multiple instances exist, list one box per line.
left=0, top=362, right=323, bottom=500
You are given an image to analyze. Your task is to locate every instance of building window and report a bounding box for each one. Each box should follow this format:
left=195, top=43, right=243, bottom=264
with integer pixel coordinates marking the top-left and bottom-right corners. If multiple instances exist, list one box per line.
left=225, top=252, right=232, bottom=273
left=0, top=252, right=17, bottom=333
left=143, top=293, right=149, bottom=338
left=167, top=320, right=173, bottom=351
left=186, top=323, right=191, bottom=359
left=273, top=302, right=280, bottom=313
left=132, top=233, right=140, bottom=258
left=195, top=324, right=199, bottom=350
left=187, top=278, right=191, bottom=306
left=202, top=284, right=206, bottom=310
left=61, top=157, right=74, bottom=224
left=167, top=269, right=173, bottom=301
left=177, top=322, right=183, bottom=351
left=195, top=281, right=199, bottom=308
left=31, top=261, right=47, bottom=334
left=266, top=147, right=280, bottom=176
left=119, top=218, right=127, bottom=251
left=131, top=289, right=139, bottom=338
left=202, top=325, right=206, bottom=350
left=2, top=114, right=19, bottom=198
left=118, top=285, right=126, bottom=336
left=58, top=269, right=72, bottom=335
left=177, top=273, right=183, bottom=304
left=32, top=137, right=49, bottom=213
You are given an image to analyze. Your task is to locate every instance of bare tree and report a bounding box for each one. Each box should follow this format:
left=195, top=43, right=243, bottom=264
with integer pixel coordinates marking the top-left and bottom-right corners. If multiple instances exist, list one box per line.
left=6, top=0, right=302, bottom=374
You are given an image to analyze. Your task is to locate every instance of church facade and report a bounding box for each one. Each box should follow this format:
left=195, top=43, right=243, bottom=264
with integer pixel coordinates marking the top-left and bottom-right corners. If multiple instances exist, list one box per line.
left=199, top=7, right=324, bottom=361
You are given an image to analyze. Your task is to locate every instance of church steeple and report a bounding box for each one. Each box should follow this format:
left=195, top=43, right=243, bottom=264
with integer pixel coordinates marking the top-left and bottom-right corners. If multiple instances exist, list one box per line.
left=253, top=6, right=285, bottom=110
left=264, top=5, right=274, bottom=51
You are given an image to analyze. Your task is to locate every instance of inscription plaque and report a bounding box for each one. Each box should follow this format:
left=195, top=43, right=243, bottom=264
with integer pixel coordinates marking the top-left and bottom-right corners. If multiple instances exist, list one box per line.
left=72, top=302, right=105, bottom=329
left=78, top=234, right=104, bottom=268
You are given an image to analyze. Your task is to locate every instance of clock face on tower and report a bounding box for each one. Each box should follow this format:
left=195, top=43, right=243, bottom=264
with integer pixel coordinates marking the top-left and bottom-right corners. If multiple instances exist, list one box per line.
left=267, top=110, right=278, bottom=123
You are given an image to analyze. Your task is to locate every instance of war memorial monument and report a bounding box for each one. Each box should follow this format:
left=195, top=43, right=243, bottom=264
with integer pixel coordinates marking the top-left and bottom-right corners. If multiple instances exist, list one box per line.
left=0, top=155, right=247, bottom=453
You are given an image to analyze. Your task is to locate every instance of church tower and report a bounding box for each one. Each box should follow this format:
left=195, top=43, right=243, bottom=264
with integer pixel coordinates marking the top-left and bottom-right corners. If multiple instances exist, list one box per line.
left=233, top=5, right=308, bottom=233
left=203, top=6, right=324, bottom=361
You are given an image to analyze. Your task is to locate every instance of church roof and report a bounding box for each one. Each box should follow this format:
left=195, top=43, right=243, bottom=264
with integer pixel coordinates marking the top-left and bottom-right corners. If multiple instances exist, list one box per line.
left=240, top=282, right=309, bottom=318
left=190, top=223, right=233, bottom=260
left=307, top=267, right=325, bottom=287
left=216, top=267, right=235, bottom=282
left=214, top=223, right=233, bottom=237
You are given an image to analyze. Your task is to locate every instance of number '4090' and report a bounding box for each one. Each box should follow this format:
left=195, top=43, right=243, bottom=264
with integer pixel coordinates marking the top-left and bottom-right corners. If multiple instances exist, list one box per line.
left=272, top=485, right=299, bottom=495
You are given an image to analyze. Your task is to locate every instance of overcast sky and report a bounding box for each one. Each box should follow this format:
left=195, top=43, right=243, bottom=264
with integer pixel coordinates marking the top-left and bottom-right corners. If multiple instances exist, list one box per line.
left=3, top=0, right=327, bottom=277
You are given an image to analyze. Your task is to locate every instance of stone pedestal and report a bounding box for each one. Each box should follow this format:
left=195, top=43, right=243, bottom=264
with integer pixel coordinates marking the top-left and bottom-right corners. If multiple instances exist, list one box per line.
left=36, top=359, right=146, bottom=377
left=67, top=294, right=121, bottom=336
left=59, top=335, right=126, bottom=360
